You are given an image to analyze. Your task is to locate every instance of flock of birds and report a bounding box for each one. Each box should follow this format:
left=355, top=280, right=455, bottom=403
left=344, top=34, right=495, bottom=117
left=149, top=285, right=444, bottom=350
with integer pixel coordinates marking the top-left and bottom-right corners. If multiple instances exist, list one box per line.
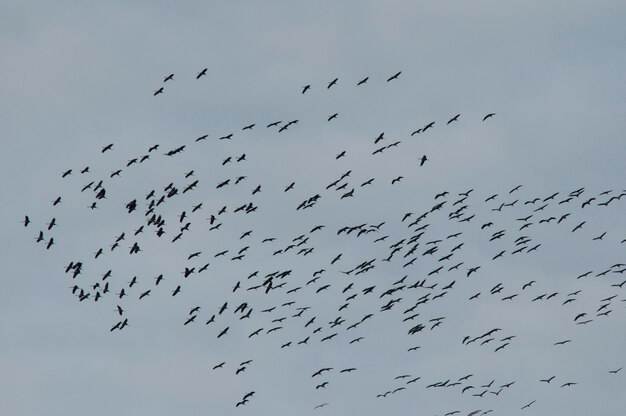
left=21, top=68, right=625, bottom=415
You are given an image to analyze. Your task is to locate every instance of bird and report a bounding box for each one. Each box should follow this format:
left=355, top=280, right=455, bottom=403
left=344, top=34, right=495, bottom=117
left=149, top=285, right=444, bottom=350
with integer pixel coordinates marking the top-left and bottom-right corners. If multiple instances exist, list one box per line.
left=482, top=113, right=496, bottom=121
left=593, top=231, right=607, bottom=240
left=196, top=68, right=207, bottom=79
left=312, top=368, right=333, bottom=377
left=447, top=114, right=460, bottom=124
left=387, top=71, right=401, bottom=81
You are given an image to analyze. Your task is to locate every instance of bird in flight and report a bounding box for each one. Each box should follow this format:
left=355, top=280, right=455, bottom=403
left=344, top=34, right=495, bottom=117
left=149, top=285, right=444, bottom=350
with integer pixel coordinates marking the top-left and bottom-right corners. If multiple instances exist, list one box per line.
left=196, top=68, right=208, bottom=79
left=387, top=71, right=401, bottom=82
left=447, top=114, right=460, bottom=124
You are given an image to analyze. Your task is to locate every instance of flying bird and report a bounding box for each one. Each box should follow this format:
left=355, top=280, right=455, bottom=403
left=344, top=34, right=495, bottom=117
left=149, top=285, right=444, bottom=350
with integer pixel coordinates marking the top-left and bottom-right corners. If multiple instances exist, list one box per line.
left=196, top=68, right=207, bottom=79
left=387, top=71, right=401, bottom=81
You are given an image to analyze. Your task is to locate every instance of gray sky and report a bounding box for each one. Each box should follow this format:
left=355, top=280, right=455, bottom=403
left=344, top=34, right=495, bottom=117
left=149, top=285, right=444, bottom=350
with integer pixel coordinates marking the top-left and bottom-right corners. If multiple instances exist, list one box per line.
left=2, top=1, right=626, bottom=415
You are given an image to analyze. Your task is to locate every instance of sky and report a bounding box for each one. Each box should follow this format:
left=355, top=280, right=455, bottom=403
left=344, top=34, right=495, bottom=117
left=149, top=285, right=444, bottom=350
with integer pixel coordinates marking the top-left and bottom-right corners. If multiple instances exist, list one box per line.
left=1, top=1, right=626, bottom=415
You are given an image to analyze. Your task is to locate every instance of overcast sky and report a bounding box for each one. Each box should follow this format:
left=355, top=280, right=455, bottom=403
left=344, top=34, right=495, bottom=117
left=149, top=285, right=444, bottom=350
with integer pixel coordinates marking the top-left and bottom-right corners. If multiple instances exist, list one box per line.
left=2, top=1, right=626, bottom=415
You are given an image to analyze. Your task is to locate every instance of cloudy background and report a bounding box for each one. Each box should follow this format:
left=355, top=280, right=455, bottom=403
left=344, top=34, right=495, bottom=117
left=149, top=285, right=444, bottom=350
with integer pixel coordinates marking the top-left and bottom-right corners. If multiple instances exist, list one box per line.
left=2, top=1, right=625, bottom=415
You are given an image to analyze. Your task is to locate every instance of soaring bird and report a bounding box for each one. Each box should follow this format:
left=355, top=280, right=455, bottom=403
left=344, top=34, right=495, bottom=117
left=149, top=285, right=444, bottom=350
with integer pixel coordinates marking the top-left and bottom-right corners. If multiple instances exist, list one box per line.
left=196, top=68, right=207, bottom=79
left=447, top=114, right=460, bottom=124
left=387, top=71, right=401, bottom=81
left=482, top=113, right=496, bottom=121
left=217, top=326, right=230, bottom=338
left=312, top=368, right=333, bottom=377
